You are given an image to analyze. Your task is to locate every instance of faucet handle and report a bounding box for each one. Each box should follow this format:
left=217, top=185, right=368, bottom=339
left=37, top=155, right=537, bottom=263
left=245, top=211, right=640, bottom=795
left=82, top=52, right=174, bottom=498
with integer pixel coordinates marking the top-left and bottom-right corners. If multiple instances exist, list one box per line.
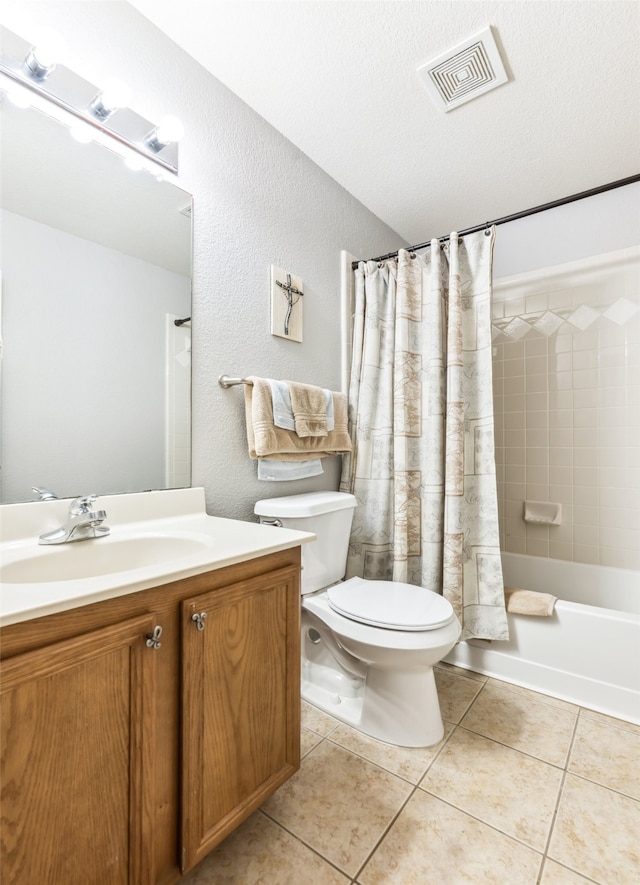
left=33, top=486, right=58, bottom=501
left=70, top=495, right=98, bottom=514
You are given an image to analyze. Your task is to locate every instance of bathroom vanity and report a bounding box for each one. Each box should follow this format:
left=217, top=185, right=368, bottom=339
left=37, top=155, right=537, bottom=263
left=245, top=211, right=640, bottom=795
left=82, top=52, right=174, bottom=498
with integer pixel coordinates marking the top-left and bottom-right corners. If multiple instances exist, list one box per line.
left=0, top=489, right=314, bottom=884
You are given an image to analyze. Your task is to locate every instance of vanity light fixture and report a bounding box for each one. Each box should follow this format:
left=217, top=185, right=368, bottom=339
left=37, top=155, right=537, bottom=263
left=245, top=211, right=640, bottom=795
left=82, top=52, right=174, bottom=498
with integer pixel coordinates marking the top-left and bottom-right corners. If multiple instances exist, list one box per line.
left=0, top=25, right=182, bottom=174
left=88, top=77, right=131, bottom=122
left=22, top=28, right=68, bottom=82
left=144, top=115, right=185, bottom=153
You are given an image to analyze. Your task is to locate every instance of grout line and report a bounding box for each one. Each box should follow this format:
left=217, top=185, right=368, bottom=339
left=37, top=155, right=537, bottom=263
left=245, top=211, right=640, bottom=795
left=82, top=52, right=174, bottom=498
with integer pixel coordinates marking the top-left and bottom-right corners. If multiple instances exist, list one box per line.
left=538, top=857, right=601, bottom=884
left=416, top=786, right=546, bottom=859
left=322, top=720, right=457, bottom=787
left=351, top=781, right=421, bottom=882
left=256, top=809, right=352, bottom=880
left=535, top=708, right=581, bottom=883
left=350, top=723, right=460, bottom=882
left=455, top=721, right=572, bottom=770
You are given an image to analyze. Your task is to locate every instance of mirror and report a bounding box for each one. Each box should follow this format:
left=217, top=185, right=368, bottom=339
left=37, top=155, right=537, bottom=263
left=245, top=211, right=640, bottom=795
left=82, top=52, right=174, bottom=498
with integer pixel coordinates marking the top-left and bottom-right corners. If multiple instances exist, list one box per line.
left=0, top=96, right=192, bottom=504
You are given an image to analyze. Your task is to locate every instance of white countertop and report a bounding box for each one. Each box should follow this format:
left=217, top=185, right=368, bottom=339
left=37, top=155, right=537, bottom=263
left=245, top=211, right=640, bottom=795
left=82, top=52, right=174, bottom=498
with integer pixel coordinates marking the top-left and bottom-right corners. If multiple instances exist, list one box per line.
left=0, top=488, right=315, bottom=627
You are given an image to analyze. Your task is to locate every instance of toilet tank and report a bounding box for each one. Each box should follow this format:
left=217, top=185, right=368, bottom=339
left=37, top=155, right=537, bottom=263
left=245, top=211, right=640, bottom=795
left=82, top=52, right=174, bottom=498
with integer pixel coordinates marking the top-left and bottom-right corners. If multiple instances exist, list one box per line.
left=254, top=491, right=357, bottom=595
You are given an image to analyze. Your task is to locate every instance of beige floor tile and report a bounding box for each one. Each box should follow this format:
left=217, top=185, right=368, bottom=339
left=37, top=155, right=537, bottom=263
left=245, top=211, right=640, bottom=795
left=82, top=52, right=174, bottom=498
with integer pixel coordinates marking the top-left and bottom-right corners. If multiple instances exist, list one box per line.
left=301, top=699, right=340, bottom=735
left=420, top=728, right=563, bottom=851
left=262, top=739, right=412, bottom=877
left=548, top=774, right=640, bottom=884
left=461, top=681, right=577, bottom=766
left=435, top=661, right=488, bottom=683
left=540, top=859, right=597, bottom=884
left=301, top=726, right=323, bottom=758
left=181, top=811, right=349, bottom=884
left=486, top=677, right=579, bottom=714
left=569, top=716, right=640, bottom=800
left=358, top=790, right=542, bottom=885
left=328, top=721, right=453, bottom=784
left=578, top=707, right=640, bottom=736
left=434, top=668, right=484, bottom=723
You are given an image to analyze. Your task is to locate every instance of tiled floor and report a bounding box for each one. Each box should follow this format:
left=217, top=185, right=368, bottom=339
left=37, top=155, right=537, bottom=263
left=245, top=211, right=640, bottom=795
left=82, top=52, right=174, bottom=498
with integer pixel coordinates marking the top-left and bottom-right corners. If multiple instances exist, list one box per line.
left=182, top=664, right=640, bottom=884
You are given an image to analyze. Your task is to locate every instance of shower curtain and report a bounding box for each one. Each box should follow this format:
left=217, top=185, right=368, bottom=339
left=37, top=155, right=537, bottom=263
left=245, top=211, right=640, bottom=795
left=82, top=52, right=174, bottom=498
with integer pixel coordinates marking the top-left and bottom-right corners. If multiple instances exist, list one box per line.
left=340, top=229, right=508, bottom=641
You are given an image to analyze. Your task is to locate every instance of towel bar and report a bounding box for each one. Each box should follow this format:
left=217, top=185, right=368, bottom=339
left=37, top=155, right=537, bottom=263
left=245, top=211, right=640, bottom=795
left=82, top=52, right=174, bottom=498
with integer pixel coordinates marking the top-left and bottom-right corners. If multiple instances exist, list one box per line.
left=218, top=374, right=253, bottom=388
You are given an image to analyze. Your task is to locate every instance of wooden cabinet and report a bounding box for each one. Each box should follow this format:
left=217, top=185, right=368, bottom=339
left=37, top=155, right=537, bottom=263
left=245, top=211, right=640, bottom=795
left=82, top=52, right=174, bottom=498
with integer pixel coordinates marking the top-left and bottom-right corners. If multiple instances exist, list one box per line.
left=0, top=549, right=301, bottom=884
left=181, top=565, right=300, bottom=871
left=1, top=613, right=158, bottom=885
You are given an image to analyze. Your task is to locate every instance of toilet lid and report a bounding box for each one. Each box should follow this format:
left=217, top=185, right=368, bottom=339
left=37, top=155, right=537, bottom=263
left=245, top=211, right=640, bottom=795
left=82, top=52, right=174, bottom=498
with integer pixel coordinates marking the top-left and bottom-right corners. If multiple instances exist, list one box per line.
left=327, top=579, right=455, bottom=631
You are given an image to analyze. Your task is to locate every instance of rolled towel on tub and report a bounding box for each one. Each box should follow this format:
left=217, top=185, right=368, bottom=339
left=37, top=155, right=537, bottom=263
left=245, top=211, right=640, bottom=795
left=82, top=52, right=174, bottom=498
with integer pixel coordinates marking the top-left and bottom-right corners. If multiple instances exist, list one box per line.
left=504, top=586, right=557, bottom=617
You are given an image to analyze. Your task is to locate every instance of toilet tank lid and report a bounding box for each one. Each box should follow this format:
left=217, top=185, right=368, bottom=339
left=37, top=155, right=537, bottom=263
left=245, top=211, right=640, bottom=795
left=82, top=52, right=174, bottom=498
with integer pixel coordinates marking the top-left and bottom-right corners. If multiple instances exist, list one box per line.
left=255, top=491, right=357, bottom=518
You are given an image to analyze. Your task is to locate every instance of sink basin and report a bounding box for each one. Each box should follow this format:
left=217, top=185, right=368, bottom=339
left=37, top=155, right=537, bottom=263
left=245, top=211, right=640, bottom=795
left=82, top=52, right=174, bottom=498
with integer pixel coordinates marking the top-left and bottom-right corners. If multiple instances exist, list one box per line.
left=0, top=533, right=215, bottom=583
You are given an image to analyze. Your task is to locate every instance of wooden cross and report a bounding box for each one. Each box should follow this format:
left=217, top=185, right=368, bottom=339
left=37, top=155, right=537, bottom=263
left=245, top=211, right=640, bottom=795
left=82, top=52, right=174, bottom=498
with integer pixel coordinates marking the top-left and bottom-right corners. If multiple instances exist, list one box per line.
left=276, top=273, right=304, bottom=336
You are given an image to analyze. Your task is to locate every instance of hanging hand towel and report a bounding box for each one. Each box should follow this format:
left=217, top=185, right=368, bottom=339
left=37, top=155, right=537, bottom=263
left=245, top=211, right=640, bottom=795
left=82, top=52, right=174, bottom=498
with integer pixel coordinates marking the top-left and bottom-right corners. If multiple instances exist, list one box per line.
left=257, top=458, right=324, bottom=481
left=289, top=381, right=329, bottom=437
left=269, top=379, right=295, bottom=431
left=244, top=377, right=351, bottom=460
left=269, top=379, right=334, bottom=433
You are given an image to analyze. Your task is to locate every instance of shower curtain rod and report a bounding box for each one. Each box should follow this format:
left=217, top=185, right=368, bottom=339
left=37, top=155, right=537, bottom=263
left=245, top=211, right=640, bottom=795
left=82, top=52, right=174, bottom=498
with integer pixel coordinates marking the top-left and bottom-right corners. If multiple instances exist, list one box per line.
left=351, top=174, right=640, bottom=270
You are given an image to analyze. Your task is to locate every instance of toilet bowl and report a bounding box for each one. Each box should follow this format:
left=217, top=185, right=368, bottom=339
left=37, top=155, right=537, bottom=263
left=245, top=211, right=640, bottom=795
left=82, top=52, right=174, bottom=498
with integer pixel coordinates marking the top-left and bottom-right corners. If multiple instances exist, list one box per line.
left=255, top=491, right=461, bottom=747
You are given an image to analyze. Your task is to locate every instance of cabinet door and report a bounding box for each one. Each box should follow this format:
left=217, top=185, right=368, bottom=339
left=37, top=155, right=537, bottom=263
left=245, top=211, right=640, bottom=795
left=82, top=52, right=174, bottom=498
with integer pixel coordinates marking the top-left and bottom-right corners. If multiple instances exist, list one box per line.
left=181, top=564, right=300, bottom=872
left=0, top=613, right=158, bottom=885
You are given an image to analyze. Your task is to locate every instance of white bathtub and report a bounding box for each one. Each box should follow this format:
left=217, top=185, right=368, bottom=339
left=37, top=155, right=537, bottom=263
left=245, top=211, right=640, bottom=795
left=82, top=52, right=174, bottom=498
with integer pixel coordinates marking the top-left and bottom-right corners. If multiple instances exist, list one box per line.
left=445, top=553, right=640, bottom=724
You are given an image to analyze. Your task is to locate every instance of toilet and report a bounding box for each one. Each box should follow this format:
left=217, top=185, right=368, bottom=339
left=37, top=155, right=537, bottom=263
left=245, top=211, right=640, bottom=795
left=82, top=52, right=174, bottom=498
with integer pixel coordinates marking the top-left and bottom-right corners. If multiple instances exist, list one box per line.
left=254, top=491, right=461, bottom=747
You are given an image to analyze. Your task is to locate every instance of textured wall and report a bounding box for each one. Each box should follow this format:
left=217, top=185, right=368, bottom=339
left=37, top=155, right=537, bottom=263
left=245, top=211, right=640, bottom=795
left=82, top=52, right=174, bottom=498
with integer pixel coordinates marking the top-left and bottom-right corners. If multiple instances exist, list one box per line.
left=2, top=1, right=404, bottom=520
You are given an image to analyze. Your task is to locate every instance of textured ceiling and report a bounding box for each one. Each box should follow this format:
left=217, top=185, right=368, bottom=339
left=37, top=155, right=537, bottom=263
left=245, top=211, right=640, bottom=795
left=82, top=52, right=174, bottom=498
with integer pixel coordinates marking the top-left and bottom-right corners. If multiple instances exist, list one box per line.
left=129, top=0, right=639, bottom=245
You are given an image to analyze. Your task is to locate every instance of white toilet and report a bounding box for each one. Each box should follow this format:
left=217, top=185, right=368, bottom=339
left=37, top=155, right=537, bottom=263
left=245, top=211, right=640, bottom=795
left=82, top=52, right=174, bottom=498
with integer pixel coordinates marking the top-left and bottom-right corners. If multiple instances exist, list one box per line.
left=254, top=491, right=461, bottom=747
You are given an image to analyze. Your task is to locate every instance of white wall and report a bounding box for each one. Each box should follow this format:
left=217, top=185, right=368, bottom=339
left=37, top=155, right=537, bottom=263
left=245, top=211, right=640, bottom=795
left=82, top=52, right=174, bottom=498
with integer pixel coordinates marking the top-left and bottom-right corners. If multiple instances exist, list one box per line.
left=0, top=1, right=405, bottom=520
left=493, top=182, right=640, bottom=277
left=1, top=210, right=190, bottom=503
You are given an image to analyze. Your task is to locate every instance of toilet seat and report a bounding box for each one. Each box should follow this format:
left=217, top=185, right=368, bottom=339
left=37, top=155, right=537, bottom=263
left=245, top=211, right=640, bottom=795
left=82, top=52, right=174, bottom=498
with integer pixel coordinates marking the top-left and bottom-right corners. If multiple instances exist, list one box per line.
left=326, top=577, right=455, bottom=631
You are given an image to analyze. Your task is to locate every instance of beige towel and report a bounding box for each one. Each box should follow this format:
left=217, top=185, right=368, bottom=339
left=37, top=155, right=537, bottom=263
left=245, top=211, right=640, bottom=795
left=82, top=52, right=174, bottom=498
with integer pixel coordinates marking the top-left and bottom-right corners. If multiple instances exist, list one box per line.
left=504, top=586, right=557, bottom=617
left=289, top=381, right=328, bottom=437
left=245, top=377, right=352, bottom=460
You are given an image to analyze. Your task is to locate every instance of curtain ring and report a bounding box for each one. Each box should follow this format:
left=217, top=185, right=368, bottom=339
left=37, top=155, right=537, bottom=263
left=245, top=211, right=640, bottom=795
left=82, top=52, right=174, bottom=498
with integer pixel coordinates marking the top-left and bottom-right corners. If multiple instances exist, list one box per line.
left=484, top=222, right=492, bottom=236
left=409, top=251, right=416, bottom=259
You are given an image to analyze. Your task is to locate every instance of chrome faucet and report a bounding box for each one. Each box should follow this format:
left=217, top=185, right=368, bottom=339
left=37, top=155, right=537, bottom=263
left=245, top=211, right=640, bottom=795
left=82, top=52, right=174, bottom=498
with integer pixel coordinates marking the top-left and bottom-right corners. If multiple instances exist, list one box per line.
left=33, top=486, right=59, bottom=501
left=38, top=495, right=110, bottom=545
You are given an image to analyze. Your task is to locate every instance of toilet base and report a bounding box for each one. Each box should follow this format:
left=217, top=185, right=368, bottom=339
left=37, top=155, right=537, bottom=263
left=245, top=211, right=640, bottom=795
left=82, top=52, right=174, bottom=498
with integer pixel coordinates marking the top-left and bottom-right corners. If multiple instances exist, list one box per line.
left=302, top=656, right=445, bottom=748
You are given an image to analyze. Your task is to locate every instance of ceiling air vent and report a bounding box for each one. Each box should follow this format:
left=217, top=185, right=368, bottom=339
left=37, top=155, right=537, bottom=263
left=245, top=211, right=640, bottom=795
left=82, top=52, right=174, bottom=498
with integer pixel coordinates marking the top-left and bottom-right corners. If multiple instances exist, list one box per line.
left=417, top=26, right=508, bottom=112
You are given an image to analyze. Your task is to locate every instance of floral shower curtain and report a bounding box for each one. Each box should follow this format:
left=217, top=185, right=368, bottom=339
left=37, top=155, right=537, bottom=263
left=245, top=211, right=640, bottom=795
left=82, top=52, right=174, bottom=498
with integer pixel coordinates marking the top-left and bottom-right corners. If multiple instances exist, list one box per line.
left=340, top=229, right=508, bottom=641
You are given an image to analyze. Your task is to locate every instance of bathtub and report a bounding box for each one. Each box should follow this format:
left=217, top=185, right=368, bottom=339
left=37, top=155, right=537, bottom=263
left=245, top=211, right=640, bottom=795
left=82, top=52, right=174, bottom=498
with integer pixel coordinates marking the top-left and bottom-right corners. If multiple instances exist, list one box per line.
left=444, top=553, right=640, bottom=724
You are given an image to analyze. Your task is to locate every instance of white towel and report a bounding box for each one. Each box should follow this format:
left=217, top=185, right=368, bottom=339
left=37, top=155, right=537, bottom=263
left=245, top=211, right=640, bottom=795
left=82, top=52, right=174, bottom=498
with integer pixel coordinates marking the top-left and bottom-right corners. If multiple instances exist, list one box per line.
left=269, top=379, right=295, bottom=431
left=324, top=389, right=335, bottom=432
left=257, top=458, right=324, bottom=481
left=269, top=379, right=334, bottom=433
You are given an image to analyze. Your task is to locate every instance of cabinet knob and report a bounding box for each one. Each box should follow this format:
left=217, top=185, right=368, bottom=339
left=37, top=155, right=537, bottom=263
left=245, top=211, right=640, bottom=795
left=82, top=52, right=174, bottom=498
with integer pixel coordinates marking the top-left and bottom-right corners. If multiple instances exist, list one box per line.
left=145, top=625, right=163, bottom=649
left=191, top=612, right=207, bottom=631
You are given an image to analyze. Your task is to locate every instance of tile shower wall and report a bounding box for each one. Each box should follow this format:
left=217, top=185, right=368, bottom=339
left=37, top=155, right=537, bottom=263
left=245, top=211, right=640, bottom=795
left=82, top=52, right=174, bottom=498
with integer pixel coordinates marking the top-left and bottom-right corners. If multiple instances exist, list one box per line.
left=492, top=246, right=640, bottom=571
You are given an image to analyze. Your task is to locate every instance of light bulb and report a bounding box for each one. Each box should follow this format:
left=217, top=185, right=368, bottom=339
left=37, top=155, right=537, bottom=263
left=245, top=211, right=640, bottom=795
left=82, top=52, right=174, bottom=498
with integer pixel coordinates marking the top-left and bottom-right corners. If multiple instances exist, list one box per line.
left=24, top=28, right=69, bottom=80
left=90, top=77, right=131, bottom=119
left=155, top=115, right=184, bottom=145
left=101, top=78, right=131, bottom=110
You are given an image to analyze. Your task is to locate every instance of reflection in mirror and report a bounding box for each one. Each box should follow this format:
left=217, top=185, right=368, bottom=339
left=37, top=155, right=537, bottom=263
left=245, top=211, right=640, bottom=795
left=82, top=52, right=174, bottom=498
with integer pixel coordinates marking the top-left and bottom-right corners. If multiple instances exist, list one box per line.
left=0, top=96, right=192, bottom=504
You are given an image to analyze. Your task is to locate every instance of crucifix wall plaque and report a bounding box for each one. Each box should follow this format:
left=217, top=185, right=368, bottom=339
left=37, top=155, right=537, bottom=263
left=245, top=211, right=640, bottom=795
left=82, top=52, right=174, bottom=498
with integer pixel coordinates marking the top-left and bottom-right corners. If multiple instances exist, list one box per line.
left=270, top=265, right=303, bottom=342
